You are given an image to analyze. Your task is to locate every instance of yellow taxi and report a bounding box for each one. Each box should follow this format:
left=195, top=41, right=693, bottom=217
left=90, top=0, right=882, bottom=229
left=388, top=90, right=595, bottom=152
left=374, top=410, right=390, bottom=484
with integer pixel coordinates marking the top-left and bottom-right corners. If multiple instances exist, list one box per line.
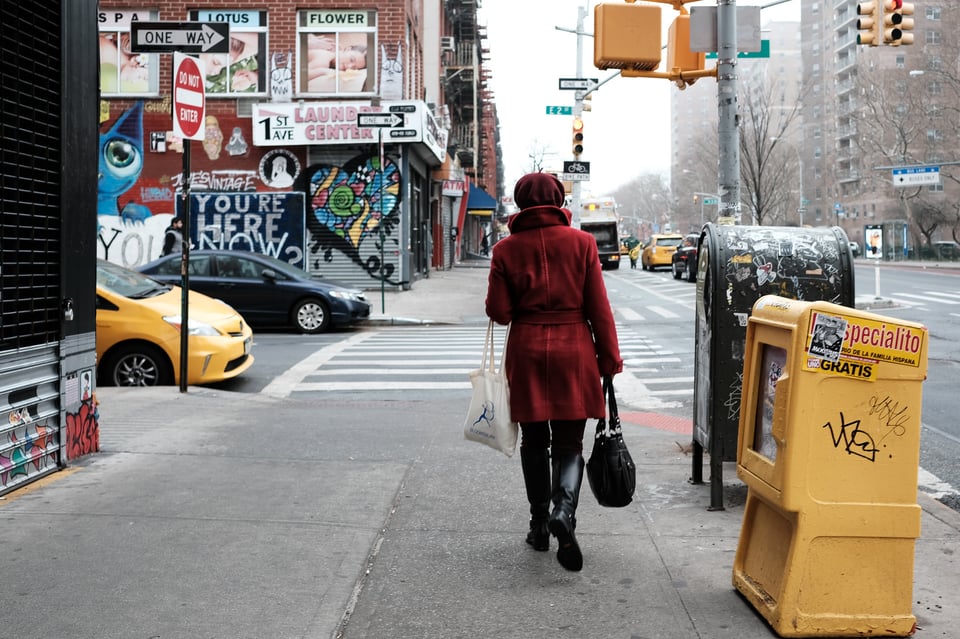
left=641, top=233, right=685, bottom=271
left=96, top=259, right=254, bottom=387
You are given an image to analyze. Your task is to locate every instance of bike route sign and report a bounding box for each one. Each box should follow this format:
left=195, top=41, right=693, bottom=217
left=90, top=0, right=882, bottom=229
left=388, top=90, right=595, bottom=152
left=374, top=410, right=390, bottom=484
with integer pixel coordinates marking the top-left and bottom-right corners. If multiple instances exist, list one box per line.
left=562, top=160, right=590, bottom=181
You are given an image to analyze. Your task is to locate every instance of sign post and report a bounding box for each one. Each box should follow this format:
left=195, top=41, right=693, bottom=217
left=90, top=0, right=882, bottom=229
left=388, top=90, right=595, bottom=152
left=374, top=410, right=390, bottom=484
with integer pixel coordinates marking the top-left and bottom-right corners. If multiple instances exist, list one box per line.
left=172, top=52, right=207, bottom=392
left=356, top=113, right=395, bottom=312
left=130, top=25, right=225, bottom=393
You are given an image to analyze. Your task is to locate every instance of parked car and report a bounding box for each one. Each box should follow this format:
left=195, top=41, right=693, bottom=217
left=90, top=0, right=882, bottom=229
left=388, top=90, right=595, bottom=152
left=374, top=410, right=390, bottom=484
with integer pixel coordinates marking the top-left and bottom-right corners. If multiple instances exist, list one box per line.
left=641, top=233, right=684, bottom=271
left=137, top=250, right=371, bottom=334
left=96, top=258, right=254, bottom=387
left=931, top=240, right=960, bottom=261
left=671, top=233, right=700, bottom=282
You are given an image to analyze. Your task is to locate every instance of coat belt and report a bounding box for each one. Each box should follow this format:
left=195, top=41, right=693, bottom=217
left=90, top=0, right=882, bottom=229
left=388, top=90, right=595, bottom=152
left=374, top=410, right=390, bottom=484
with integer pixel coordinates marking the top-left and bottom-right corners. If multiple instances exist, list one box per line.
left=513, top=310, right=586, bottom=325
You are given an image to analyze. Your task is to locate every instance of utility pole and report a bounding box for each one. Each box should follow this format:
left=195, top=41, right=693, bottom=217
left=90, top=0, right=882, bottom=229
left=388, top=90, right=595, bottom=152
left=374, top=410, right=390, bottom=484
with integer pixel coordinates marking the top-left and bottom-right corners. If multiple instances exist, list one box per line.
left=717, top=0, right=740, bottom=224
left=571, top=5, right=587, bottom=228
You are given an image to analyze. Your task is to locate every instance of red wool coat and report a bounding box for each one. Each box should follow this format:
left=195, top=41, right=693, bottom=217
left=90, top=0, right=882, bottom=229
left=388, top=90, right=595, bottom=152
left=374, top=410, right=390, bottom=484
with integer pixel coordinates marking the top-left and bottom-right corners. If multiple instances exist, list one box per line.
left=485, top=205, right=623, bottom=423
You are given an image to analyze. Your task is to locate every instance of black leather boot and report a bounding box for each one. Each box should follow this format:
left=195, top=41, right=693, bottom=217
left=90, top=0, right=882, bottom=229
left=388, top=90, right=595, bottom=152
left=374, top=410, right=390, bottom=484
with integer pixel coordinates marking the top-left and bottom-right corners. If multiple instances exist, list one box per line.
left=548, top=452, right=584, bottom=571
left=520, top=447, right=551, bottom=551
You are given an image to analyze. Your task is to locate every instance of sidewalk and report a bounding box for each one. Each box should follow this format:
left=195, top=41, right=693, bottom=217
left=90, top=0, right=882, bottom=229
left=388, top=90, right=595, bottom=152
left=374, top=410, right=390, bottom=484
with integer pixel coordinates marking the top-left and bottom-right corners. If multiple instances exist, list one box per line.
left=0, top=261, right=957, bottom=638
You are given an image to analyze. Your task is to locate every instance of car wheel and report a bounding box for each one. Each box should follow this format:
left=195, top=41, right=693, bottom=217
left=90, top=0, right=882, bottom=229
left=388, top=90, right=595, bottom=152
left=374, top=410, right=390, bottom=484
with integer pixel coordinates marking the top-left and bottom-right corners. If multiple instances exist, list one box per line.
left=685, top=261, right=696, bottom=282
left=672, top=262, right=682, bottom=279
left=103, top=343, right=173, bottom=387
left=293, top=298, right=331, bottom=334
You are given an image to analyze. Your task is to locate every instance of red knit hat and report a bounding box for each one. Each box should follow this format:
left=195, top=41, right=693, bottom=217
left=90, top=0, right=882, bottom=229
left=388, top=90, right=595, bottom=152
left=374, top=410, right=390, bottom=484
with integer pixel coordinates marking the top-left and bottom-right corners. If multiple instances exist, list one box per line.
left=513, top=172, right=566, bottom=210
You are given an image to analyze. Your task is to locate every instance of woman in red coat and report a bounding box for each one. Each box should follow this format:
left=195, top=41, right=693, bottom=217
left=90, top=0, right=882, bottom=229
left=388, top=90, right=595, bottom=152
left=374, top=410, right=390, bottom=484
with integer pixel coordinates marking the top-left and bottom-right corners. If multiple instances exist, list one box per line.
left=485, top=172, right=623, bottom=572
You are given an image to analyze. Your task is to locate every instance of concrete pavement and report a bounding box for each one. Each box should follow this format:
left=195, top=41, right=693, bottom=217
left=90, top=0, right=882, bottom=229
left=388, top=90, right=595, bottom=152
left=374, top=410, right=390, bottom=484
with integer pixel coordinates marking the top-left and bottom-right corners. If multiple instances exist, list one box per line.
left=1, top=260, right=958, bottom=638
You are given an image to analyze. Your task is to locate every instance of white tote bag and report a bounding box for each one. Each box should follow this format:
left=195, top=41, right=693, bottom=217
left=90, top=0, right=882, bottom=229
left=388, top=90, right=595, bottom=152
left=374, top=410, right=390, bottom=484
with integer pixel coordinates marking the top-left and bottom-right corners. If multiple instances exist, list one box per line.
left=463, top=320, right=518, bottom=457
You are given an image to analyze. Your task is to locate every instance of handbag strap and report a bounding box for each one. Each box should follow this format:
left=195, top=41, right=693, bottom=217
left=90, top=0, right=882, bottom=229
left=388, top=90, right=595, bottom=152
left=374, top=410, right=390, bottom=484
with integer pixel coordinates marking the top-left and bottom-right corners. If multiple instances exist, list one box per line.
left=497, top=323, right=511, bottom=373
left=595, top=376, right=622, bottom=437
left=481, top=319, right=495, bottom=372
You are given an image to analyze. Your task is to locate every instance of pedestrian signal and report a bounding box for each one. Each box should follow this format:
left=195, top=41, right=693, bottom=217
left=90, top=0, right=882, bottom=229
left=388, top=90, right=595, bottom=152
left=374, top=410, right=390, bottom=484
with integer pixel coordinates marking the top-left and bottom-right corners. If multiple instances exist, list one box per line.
left=594, top=3, right=662, bottom=71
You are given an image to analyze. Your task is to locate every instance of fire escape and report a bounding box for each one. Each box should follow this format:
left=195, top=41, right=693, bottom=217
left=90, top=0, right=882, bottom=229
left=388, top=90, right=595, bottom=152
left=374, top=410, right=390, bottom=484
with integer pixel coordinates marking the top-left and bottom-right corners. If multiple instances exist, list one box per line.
left=441, top=0, right=497, bottom=194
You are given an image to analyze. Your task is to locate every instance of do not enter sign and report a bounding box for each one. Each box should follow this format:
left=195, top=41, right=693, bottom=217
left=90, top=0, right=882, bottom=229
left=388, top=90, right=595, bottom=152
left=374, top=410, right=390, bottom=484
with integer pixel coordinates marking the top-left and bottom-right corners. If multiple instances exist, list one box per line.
left=173, top=52, right=206, bottom=140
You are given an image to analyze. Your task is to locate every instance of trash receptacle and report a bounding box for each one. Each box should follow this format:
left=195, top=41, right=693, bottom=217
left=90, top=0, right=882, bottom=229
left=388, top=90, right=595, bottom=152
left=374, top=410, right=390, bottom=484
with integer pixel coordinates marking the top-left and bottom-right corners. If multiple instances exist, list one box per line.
left=692, top=224, right=855, bottom=509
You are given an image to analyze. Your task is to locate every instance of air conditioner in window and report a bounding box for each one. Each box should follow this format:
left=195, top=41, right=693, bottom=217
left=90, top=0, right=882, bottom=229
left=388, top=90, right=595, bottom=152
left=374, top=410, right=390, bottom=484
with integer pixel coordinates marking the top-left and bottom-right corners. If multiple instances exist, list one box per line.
left=440, top=36, right=456, bottom=52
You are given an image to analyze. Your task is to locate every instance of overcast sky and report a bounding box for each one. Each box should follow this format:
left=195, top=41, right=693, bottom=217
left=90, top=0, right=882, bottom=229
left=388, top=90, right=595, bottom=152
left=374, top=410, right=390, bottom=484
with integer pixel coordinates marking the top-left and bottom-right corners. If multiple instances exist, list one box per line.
left=480, top=0, right=801, bottom=197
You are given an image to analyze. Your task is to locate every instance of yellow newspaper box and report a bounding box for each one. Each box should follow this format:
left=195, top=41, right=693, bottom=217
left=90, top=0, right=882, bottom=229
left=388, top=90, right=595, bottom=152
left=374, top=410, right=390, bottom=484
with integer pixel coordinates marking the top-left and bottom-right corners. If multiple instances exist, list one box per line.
left=733, top=295, right=928, bottom=637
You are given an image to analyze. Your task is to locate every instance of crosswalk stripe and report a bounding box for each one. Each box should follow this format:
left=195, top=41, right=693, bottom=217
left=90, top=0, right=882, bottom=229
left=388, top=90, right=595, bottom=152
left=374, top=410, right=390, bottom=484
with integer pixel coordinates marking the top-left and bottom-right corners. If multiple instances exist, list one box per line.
left=618, top=307, right=645, bottom=321
left=648, top=305, right=680, bottom=318
left=263, top=319, right=698, bottom=402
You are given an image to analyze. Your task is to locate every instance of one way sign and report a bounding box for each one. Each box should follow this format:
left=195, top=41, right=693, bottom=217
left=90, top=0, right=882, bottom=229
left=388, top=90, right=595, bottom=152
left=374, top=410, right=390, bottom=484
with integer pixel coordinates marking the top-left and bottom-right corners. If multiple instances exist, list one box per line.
left=130, top=22, right=230, bottom=54
left=357, top=113, right=404, bottom=128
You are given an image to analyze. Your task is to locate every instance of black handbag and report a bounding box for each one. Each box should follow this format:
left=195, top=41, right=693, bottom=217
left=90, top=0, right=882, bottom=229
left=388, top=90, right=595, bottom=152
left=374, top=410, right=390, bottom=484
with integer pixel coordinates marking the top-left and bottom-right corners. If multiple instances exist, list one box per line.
left=586, top=376, right=636, bottom=508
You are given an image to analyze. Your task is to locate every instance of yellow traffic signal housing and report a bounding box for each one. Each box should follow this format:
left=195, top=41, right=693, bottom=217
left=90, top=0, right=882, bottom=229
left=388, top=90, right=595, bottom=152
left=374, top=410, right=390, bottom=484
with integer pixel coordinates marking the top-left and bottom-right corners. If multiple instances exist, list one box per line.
left=594, top=2, right=662, bottom=72
left=572, top=117, right=584, bottom=157
left=856, top=1, right=881, bottom=45
left=667, top=9, right=705, bottom=76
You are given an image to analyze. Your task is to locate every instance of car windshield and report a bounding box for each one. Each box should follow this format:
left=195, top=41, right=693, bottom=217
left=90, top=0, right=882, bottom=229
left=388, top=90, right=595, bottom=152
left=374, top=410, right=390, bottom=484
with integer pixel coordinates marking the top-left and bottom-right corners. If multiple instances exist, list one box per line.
left=98, top=259, right=170, bottom=298
left=656, top=237, right=683, bottom=248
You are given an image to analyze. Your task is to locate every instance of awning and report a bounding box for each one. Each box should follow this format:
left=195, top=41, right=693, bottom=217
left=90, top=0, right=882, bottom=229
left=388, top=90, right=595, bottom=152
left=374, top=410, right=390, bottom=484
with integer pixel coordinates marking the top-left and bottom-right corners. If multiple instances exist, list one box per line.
left=466, top=184, right=497, bottom=216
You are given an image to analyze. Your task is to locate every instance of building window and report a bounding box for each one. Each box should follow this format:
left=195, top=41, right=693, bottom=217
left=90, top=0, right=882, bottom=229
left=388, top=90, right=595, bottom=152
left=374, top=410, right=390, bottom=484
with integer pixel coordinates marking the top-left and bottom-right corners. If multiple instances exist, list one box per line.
left=925, top=6, right=941, bottom=20
left=189, top=10, right=268, bottom=97
left=297, top=9, right=377, bottom=96
left=896, top=56, right=905, bottom=68
left=98, top=9, right=160, bottom=96
left=927, top=129, right=943, bottom=143
left=928, top=80, right=942, bottom=96
left=926, top=31, right=941, bottom=45
left=927, top=182, right=944, bottom=193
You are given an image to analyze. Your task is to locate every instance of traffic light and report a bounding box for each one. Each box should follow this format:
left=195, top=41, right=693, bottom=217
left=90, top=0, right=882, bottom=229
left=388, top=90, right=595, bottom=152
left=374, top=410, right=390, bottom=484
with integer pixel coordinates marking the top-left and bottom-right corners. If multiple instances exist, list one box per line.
left=883, top=0, right=914, bottom=45
left=594, top=2, right=662, bottom=71
left=856, top=1, right=881, bottom=46
left=572, top=118, right=584, bottom=157
left=666, top=8, right=705, bottom=78
left=580, top=92, right=593, bottom=112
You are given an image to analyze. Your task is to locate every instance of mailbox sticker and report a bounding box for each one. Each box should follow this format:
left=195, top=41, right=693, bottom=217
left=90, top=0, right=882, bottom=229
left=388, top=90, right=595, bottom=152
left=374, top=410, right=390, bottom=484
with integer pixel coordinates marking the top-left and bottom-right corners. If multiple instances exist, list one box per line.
left=806, top=311, right=924, bottom=368
left=805, top=355, right=876, bottom=381
left=807, top=312, right=847, bottom=362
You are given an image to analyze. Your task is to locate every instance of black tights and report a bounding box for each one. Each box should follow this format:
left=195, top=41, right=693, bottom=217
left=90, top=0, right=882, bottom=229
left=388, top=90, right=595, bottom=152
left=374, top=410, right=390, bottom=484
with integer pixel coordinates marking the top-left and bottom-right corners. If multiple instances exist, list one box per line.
left=519, top=420, right=586, bottom=456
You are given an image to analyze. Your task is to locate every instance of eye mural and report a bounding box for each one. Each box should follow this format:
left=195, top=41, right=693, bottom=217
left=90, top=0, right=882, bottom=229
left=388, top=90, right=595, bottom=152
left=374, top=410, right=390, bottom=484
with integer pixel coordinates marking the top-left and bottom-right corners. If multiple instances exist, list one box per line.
left=303, top=153, right=402, bottom=283
left=98, top=101, right=151, bottom=223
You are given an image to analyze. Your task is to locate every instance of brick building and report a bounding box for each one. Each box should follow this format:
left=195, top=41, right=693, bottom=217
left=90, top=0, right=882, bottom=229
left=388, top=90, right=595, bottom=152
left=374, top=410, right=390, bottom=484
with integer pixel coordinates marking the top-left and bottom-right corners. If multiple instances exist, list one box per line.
left=97, top=1, right=499, bottom=290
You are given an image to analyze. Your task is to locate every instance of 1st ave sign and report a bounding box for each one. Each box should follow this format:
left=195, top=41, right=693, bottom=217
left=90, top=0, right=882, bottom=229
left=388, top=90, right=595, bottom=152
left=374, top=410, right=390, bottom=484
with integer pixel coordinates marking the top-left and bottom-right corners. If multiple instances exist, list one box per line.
left=130, top=22, right=230, bottom=54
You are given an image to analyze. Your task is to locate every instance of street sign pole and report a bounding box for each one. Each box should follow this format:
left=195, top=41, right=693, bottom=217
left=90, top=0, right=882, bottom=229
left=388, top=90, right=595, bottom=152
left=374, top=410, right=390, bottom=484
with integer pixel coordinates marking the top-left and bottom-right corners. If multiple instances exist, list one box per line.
left=356, top=112, right=398, bottom=312
left=130, top=27, right=226, bottom=393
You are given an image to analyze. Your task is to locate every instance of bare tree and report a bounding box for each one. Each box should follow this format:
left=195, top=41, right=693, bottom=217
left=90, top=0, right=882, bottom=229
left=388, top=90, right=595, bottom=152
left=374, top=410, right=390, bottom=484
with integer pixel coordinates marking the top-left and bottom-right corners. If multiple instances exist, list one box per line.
left=610, top=173, right=672, bottom=239
left=525, top=139, right=554, bottom=174
left=854, top=46, right=960, bottom=251
left=738, top=75, right=804, bottom=225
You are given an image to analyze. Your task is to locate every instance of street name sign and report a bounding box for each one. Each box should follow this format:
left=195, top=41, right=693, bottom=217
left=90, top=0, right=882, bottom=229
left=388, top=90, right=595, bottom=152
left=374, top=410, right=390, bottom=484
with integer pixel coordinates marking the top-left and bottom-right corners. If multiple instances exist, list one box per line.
left=558, top=78, right=598, bottom=90
left=892, top=165, right=940, bottom=187
left=546, top=106, right=574, bottom=115
left=173, top=52, right=205, bottom=140
left=357, top=113, right=404, bottom=128
left=130, top=22, right=230, bottom=54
